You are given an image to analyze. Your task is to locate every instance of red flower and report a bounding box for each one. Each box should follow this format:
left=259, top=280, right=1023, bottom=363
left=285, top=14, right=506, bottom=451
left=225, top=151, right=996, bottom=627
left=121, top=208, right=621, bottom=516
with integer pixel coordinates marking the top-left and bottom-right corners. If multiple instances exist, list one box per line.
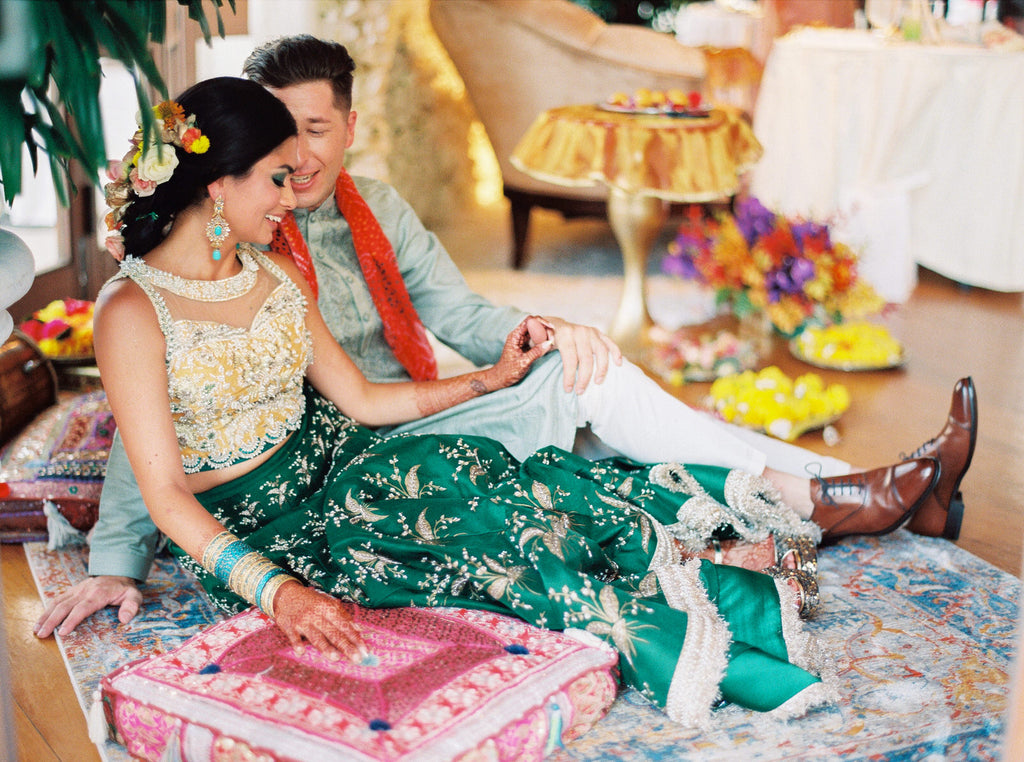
left=63, top=298, right=92, bottom=316
left=18, top=318, right=43, bottom=341
left=41, top=319, right=72, bottom=340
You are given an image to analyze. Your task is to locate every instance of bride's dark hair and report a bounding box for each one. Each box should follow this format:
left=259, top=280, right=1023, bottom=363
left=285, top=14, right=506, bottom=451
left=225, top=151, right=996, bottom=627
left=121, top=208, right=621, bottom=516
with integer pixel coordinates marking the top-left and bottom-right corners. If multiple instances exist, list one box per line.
left=121, top=77, right=297, bottom=258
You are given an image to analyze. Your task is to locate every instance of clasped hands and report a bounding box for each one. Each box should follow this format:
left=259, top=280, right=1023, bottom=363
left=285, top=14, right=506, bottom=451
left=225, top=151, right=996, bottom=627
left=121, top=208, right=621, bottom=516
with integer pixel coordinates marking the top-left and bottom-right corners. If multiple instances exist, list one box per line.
left=494, top=316, right=622, bottom=394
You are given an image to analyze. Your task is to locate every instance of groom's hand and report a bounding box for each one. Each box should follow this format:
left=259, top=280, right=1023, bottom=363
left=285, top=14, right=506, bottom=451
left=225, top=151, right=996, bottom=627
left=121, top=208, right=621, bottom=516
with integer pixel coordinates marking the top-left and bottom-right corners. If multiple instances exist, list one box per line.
left=540, top=316, right=623, bottom=394
left=33, top=575, right=142, bottom=638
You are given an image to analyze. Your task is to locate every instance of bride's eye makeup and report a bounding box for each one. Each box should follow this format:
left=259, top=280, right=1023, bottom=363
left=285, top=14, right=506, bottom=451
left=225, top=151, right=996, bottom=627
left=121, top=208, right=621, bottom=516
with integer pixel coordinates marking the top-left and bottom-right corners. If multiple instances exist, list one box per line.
left=272, top=170, right=290, bottom=188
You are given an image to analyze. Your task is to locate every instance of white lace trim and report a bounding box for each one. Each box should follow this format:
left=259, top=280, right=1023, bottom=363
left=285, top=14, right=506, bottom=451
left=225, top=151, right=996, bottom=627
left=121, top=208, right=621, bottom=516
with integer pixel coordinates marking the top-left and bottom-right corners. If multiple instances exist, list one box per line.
left=763, top=680, right=838, bottom=722
left=775, top=577, right=837, bottom=683
left=651, top=463, right=821, bottom=552
left=648, top=510, right=680, bottom=571
left=119, top=247, right=259, bottom=302
left=655, top=560, right=731, bottom=728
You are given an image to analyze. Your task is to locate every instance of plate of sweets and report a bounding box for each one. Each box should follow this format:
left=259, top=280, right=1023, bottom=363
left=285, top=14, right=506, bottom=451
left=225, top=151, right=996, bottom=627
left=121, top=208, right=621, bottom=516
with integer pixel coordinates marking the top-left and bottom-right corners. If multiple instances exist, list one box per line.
left=705, top=366, right=851, bottom=442
left=790, top=321, right=905, bottom=371
left=600, top=88, right=710, bottom=118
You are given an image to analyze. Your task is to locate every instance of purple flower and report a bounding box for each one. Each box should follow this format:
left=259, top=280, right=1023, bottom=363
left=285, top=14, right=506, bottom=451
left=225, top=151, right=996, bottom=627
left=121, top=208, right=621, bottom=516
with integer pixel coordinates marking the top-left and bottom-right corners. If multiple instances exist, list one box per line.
left=766, top=256, right=815, bottom=301
left=663, top=252, right=702, bottom=281
left=789, top=255, right=816, bottom=287
left=790, top=220, right=831, bottom=251
left=663, top=229, right=709, bottom=281
left=734, top=197, right=776, bottom=247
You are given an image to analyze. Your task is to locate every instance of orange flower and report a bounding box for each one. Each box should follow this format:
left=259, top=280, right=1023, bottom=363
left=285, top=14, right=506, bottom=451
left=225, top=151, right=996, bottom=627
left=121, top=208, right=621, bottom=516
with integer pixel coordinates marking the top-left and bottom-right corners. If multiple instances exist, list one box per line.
left=154, top=100, right=186, bottom=130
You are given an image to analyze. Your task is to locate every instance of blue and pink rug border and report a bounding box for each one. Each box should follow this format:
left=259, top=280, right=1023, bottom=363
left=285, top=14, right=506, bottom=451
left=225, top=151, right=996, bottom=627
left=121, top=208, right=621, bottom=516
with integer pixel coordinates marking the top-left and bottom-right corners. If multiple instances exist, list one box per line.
left=26, top=529, right=1020, bottom=761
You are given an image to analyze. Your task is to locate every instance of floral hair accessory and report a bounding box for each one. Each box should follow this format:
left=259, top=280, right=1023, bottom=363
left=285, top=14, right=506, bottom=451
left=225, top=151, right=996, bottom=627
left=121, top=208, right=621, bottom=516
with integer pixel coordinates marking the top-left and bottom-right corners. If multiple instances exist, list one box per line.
left=102, top=100, right=210, bottom=260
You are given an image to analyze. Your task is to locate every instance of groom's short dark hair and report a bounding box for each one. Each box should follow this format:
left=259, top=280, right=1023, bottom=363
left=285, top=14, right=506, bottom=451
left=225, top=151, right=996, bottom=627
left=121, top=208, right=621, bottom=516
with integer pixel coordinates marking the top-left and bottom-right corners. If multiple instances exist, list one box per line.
left=243, top=35, right=356, bottom=111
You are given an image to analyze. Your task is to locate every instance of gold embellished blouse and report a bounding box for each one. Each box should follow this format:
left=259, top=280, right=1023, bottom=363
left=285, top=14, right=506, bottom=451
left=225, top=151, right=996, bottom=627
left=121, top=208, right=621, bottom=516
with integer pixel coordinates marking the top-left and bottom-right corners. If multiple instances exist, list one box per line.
left=114, top=246, right=312, bottom=472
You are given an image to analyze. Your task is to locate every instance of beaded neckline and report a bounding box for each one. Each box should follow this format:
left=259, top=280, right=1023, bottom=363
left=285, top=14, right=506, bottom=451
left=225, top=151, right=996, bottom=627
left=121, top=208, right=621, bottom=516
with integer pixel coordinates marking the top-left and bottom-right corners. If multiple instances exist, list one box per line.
left=121, top=246, right=259, bottom=302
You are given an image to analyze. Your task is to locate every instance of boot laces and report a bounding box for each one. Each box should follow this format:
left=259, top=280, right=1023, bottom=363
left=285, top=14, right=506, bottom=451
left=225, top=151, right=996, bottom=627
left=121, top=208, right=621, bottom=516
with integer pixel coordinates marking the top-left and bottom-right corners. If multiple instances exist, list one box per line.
left=900, top=436, right=937, bottom=461
left=807, top=463, right=864, bottom=507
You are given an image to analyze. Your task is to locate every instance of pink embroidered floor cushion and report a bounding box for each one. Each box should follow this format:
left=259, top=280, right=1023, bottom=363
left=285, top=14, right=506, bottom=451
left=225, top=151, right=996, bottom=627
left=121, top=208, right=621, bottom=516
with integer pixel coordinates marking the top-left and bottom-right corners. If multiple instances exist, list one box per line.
left=1, top=391, right=114, bottom=542
left=99, top=606, right=619, bottom=761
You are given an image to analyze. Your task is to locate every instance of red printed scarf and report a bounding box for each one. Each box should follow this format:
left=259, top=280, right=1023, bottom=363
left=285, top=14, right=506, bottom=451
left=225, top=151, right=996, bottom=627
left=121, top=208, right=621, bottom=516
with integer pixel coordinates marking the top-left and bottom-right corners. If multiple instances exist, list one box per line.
left=271, top=168, right=438, bottom=381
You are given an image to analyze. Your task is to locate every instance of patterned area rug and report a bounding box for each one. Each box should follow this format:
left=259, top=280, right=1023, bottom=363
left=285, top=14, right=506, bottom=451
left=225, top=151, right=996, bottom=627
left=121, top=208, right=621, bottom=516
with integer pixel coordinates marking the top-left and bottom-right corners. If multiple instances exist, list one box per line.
left=26, top=530, right=1019, bottom=762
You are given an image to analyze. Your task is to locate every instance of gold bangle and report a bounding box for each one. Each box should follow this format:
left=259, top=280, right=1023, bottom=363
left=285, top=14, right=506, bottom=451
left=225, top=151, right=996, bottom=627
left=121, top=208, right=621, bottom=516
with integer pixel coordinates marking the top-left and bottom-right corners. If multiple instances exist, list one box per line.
left=200, top=530, right=293, bottom=615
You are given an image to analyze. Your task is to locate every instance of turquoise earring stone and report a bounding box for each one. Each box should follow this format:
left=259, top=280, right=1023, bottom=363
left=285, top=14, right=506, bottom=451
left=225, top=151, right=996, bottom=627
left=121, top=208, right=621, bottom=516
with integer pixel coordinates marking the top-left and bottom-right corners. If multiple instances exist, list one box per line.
left=213, top=249, right=221, bottom=261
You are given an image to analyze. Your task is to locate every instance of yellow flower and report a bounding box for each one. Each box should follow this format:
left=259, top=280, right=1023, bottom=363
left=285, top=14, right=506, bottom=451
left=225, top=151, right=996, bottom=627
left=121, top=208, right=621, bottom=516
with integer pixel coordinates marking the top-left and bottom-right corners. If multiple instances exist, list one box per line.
left=709, top=366, right=849, bottom=441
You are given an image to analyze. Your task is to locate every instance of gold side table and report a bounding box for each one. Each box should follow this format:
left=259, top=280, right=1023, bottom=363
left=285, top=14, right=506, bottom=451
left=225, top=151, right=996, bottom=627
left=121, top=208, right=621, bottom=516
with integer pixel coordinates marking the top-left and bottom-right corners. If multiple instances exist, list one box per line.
left=512, top=103, right=762, bottom=356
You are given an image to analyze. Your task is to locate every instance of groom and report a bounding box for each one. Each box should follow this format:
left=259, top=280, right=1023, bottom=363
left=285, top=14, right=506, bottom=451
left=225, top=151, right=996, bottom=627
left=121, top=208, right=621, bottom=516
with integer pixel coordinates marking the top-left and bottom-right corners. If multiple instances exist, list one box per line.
left=35, top=36, right=961, bottom=638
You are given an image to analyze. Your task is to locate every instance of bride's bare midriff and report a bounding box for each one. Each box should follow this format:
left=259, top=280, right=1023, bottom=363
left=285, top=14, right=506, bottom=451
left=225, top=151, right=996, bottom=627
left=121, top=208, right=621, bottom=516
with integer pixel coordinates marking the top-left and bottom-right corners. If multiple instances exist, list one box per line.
left=183, top=435, right=291, bottom=494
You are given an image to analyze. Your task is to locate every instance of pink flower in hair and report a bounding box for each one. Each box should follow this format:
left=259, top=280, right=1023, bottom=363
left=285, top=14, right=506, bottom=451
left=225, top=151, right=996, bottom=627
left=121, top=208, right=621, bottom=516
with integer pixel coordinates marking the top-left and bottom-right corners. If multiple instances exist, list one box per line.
left=106, top=160, right=125, bottom=182
left=129, top=167, right=158, bottom=197
left=105, top=234, right=126, bottom=262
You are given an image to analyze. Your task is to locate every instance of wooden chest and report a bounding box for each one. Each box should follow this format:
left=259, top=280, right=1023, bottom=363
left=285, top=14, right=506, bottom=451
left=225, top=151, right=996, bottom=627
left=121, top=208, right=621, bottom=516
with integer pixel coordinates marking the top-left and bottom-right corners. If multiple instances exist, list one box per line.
left=0, top=330, right=57, bottom=446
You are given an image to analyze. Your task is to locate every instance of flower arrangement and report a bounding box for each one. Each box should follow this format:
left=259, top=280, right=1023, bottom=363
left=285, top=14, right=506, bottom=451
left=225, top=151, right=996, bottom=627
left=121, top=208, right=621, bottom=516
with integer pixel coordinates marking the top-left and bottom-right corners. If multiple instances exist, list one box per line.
left=18, top=299, right=95, bottom=359
left=663, top=198, right=884, bottom=336
left=103, top=100, right=210, bottom=261
left=792, top=321, right=905, bottom=370
left=708, top=366, right=850, bottom=442
left=646, top=319, right=763, bottom=385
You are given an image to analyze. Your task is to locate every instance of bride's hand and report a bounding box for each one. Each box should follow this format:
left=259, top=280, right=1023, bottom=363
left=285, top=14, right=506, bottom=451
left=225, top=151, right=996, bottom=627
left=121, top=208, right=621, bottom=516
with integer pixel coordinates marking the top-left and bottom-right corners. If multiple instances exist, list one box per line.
left=489, top=317, right=554, bottom=389
left=273, top=580, right=368, bottom=662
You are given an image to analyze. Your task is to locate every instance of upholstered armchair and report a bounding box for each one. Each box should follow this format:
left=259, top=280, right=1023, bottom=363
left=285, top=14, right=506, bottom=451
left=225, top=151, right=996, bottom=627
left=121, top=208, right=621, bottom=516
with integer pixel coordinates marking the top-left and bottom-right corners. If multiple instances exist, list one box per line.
left=429, top=0, right=706, bottom=269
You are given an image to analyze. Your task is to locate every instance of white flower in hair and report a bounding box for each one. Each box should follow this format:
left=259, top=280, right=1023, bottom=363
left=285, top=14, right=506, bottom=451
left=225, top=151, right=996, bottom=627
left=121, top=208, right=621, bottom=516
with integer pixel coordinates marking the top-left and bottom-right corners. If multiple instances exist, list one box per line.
left=136, top=141, right=179, bottom=184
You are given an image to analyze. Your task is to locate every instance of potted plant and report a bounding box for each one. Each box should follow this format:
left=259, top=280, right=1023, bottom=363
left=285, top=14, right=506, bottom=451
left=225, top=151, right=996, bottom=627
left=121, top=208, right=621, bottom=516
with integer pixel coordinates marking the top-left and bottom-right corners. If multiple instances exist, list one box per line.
left=0, top=0, right=235, bottom=207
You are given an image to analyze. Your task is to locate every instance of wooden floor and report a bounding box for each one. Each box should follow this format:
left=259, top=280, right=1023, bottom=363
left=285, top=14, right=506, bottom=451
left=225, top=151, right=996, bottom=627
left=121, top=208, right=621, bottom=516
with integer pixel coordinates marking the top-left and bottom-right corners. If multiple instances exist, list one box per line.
left=3, top=266, right=1022, bottom=761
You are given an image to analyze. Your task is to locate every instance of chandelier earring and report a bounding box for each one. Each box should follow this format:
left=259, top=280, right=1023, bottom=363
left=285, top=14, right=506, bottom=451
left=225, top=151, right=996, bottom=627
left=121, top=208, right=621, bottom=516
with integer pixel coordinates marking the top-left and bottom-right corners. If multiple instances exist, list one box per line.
left=206, top=196, right=231, bottom=261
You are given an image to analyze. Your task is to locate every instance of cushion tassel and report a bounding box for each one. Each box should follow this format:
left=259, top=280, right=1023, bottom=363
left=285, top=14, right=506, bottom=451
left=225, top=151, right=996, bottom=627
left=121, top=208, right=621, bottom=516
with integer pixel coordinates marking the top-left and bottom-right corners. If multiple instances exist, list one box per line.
left=160, top=729, right=184, bottom=762
left=87, top=690, right=108, bottom=744
left=44, top=500, right=85, bottom=551
left=543, top=700, right=565, bottom=756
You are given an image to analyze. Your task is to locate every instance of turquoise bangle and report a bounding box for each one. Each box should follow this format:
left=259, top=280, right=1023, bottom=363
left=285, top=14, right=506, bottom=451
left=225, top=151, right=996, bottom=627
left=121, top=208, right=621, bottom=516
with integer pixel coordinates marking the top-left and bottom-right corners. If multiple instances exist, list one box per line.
left=201, top=531, right=293, bottom=616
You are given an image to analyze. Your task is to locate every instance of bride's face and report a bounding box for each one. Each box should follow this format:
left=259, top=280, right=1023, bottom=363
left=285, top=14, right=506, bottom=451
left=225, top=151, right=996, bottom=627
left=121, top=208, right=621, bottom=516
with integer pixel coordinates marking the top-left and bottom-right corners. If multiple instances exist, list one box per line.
left=221, top=137, right=299, bottom=246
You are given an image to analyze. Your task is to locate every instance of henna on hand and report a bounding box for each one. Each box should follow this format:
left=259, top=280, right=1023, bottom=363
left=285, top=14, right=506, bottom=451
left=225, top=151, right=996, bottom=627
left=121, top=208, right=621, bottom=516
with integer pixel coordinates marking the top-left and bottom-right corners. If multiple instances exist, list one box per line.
left=273, top=580, right=368, bottom=662
left=413, top=318, right=551, bottom=416
left=488, top=317, right=553, bottom=388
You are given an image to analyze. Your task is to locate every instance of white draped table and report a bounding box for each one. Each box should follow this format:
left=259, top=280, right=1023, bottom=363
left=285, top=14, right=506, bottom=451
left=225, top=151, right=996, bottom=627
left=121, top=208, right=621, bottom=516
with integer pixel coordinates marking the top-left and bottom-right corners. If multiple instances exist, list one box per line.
left=750, top=27, right=1024, bottom=297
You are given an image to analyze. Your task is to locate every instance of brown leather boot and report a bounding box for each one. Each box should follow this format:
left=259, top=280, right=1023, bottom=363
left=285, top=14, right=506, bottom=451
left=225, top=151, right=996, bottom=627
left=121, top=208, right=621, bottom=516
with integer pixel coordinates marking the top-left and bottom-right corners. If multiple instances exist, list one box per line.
left=811, top=457, right=940, bottom=546
left=902, top=377, right=977, bottom=540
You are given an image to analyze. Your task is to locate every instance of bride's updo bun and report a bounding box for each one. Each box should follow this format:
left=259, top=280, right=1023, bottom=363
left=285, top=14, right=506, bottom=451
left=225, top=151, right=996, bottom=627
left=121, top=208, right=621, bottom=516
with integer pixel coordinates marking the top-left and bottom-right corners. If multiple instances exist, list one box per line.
left=117, top=77, right=296, bottom=258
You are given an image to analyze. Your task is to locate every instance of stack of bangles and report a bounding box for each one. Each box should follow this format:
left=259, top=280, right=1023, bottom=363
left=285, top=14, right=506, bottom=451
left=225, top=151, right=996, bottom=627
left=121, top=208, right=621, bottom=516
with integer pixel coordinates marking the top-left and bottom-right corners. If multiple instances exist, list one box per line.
left=201, top=531, right=294, bottom=616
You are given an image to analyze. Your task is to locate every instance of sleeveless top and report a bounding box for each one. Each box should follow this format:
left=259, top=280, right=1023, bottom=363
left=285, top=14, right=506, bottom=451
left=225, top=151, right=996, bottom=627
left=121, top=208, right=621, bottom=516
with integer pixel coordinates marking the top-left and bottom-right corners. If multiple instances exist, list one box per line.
left=113, top=246, right=313, bottom=473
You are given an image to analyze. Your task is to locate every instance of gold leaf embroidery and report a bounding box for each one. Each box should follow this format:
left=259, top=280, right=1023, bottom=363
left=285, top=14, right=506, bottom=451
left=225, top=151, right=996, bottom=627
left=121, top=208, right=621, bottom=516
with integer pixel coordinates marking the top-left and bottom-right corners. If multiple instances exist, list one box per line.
left=415, top=508, right=436, bottom=542
left=532, top=481, right=553, bottom=510
left=345, top=491, right=387, bottom=523
left=405, top=464, right=421, bottom=498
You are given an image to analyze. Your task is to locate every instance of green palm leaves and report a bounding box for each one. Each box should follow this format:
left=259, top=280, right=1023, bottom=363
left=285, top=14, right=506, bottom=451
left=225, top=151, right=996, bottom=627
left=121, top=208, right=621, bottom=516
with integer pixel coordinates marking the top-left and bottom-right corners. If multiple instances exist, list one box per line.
left=0, top=0, right=235, bottom=206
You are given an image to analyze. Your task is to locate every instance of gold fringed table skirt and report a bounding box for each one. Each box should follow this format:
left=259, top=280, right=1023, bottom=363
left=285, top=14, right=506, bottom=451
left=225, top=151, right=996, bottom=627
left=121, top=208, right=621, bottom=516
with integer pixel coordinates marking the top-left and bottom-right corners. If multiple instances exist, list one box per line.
left=511, top=104, right=763, bottom=202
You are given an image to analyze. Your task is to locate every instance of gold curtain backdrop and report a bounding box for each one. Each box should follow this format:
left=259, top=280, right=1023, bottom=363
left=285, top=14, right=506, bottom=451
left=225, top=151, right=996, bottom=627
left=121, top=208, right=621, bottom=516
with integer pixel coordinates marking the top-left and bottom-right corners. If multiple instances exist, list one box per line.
left=318, top=0, right=494, bottom=229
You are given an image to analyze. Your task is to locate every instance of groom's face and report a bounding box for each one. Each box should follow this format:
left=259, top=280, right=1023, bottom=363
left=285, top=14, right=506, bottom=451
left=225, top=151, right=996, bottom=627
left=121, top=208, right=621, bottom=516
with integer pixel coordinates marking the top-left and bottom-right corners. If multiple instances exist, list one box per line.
left=269, top=80, right=357, bottom=211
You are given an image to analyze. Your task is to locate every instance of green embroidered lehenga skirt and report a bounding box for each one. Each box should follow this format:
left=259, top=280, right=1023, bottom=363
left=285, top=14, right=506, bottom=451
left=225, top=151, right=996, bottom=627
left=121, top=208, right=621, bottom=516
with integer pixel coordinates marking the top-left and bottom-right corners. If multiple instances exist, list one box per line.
left=174, top=389, right=833, bottom=726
